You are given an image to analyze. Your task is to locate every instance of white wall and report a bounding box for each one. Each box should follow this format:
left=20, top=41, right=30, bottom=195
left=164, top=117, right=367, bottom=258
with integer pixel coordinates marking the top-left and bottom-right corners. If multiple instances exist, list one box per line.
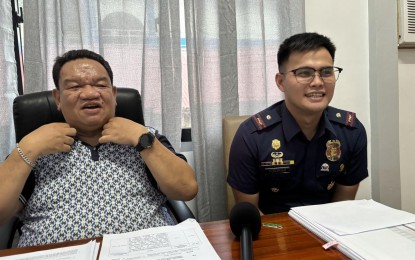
left=305, top=0, right=409, bottom=211
left=398, top=50, right=415, bottom=213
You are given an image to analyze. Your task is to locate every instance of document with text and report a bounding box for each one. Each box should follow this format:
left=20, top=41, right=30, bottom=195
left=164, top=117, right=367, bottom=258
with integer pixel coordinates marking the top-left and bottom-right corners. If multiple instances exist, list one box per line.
left=99, top=218, right=220, bottom=260
left=289, top=199, right=415, bottom=260
left=0, top=240, right=99, bottom=260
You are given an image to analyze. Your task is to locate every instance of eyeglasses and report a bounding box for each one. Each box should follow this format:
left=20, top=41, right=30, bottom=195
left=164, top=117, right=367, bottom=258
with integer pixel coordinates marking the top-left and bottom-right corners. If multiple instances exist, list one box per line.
left=281, top=66, right=343, bottom=84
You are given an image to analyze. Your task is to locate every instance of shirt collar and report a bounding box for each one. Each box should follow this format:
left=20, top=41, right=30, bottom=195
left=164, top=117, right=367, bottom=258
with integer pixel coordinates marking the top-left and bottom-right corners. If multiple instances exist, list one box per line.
left=281, top=102, right=302, bottom=142
left=281, top=104, right=338, bottom=142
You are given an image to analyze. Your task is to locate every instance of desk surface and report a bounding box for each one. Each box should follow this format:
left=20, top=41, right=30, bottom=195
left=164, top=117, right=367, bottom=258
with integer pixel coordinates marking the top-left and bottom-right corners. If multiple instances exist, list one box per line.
left=0, top=213, right=346, bottom=259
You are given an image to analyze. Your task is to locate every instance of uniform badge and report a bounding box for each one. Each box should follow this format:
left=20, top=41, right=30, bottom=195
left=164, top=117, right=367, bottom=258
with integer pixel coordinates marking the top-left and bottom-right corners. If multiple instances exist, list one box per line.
left=271, top=151, right=284, bottom=165
left=271, top=152, right=283, bottom=158
left=321, top=163, right=329, bottom=172
left=339, top=164, right=345, bottom=172
left=327, top=181, right=335, bottom=190
left=271, top=187, right=279, bottom=193
left=272, top=139, right=281, bottom=150
left=326, top=140, right=341, bottom=162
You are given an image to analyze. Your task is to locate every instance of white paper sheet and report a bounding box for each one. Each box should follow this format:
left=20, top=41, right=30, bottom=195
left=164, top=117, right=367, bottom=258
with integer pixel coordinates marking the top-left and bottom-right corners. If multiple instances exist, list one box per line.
left=289, top=200, right=415, bottom=260
left=99, top=219, right=220, bottom=260
left=0, top=240, right=99, bottom=260
left=291, top=199, right=415, bottom=235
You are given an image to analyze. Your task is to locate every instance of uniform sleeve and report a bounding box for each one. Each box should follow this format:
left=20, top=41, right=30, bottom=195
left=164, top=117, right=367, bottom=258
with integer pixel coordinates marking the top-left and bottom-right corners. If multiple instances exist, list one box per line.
left=337, top=119, right=369, bottom=185
left=227, top=123, right=260, bottom=194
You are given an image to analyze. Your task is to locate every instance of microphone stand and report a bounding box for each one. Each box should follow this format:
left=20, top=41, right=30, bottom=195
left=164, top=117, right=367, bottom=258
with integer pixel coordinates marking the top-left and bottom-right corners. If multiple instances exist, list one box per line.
left=240, top=227, right=253, bottom=260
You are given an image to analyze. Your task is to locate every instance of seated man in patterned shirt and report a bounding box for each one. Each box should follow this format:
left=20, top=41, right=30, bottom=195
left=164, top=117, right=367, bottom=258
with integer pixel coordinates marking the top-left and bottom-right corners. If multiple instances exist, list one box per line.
left=0, top=49, right=198, bottom=247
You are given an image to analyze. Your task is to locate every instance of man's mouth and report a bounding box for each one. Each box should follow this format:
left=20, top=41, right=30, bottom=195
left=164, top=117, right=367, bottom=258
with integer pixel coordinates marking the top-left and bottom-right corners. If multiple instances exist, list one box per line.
left=305, top=93, right=325, bottom=98
left=82, top=103, right=101, bottom=110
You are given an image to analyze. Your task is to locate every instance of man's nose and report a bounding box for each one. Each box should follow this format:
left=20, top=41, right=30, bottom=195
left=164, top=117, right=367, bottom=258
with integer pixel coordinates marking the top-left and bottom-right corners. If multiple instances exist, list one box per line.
left=310, top=72, right=324, bottom=84
left=80, top=85, right=100, bottom=98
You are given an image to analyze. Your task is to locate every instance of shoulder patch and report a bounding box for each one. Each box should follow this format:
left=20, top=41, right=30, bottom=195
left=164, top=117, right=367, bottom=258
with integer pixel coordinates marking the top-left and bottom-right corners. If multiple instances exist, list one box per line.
left=251, top=114, right=266, bottom=130
left=250, top=102, right=283, bottom=131
left=327, top=107, right=357, bottom=127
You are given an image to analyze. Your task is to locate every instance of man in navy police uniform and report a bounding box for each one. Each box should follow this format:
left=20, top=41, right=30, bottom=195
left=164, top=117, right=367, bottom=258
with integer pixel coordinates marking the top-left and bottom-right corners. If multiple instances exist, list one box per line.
left=227, top=32, right=368, bottom=214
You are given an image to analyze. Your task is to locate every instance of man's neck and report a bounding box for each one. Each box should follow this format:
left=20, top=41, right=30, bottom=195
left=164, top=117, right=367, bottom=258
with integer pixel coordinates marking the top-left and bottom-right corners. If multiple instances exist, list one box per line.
left=76, top=130, right=102, bottom=147
left=286, top=105, right=323, bottom=141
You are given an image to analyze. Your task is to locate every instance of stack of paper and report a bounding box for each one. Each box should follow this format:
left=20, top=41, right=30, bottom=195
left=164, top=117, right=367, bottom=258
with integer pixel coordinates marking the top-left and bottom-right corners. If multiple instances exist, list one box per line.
left=289, top=199, right=415, bottom=260
left=0, top=240, right=99, bottom=260
left=1, top=219, right=219, bottom=260
left=99, top=218, right=220, bottom=260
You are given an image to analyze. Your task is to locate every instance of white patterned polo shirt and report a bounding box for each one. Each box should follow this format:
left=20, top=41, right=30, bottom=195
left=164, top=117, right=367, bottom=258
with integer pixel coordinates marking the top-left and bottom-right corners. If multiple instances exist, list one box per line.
left=17, top=139, right=174, bottom=247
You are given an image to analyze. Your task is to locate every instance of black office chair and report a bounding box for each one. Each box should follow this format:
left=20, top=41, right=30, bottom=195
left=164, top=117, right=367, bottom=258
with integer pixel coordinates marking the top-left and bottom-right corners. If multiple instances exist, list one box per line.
left=0, top=88, right=195, bottom=249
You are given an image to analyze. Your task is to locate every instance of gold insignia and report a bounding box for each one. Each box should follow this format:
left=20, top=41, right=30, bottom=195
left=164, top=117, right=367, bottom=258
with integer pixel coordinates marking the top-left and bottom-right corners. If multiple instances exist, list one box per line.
left=271, top=152, right=283, bottom=158
left=272, top=139, right=280, bottom=150
left=327, top=181, right=335, bottom=190
left=340, top=164, right=345, bottom=172
left=336, top=113, right=341, bottom=118
left=271, top=187, right=279, bottom=193
left=326, top=140, right=341, bottom=162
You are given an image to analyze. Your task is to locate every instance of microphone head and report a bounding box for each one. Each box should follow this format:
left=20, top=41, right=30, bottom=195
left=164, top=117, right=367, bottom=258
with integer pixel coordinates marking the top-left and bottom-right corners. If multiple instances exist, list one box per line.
left=229, top=202, right=262, bottom=240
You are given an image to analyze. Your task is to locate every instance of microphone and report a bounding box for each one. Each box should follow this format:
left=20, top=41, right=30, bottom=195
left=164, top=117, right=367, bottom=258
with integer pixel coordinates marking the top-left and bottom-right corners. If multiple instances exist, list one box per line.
left=229, top=202, right=262, bottom=260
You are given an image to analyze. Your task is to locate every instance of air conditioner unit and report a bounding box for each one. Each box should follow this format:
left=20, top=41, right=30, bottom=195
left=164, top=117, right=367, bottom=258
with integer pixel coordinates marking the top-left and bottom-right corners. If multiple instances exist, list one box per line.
left=398, top=0, right=415, bottom=47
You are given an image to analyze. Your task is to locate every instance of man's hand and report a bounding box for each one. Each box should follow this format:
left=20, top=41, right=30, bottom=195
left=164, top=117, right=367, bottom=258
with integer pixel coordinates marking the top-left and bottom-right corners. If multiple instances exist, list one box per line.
left=20, top=122, right=77, bottom=158
left=99, top=117, right=146, bottom=146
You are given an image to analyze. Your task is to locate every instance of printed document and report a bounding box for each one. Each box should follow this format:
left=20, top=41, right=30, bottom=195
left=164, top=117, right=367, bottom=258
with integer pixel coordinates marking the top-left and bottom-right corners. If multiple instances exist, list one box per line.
left=99, top=218, right=220, bottom=260
left=289, top=199, right=415, bottom=260
left=0, top=240, right=99, bottom=260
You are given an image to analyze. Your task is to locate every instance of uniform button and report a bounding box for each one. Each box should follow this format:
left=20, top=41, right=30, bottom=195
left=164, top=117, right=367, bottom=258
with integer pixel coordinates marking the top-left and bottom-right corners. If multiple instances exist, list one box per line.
left=266, top=115, right=271, bottom=120
left=336, top=113, right=341, bottom=118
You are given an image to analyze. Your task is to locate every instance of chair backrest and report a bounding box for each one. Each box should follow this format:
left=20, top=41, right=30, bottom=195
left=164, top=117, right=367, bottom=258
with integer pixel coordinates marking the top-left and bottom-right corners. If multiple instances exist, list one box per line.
left=222, top=115, right=250, bottom=214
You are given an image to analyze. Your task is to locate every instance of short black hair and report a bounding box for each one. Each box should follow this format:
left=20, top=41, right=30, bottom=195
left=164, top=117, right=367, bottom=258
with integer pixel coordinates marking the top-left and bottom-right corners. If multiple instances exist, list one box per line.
left=52, top=49, right=113, bottom=89
left=277, top=32, right=336, bottom=71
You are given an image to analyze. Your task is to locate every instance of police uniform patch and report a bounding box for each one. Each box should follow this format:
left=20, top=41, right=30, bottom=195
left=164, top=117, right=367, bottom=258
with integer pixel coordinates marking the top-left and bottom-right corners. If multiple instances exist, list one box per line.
left=346, top=112, right=355, bottom=127
left=252, top=114, right=266, bottom=130
left=326, top=140, right=341, bottom=162
left=327, top=106, right=357, bottom=128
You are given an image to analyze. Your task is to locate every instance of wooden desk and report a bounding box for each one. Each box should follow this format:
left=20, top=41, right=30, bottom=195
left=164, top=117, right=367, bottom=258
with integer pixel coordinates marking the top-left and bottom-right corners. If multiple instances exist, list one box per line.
left=202, top=213, right=347, bottom=259
left=0, top=213, right=346, bottom=259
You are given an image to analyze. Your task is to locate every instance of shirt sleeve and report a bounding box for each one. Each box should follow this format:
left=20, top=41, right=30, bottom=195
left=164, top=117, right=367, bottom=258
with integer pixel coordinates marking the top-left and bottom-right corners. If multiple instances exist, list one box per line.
left=227, top=123, right=260, bottom=194
left=145, top=128, right=188, bottom=190
left=337, top=119, right=369, bottom=186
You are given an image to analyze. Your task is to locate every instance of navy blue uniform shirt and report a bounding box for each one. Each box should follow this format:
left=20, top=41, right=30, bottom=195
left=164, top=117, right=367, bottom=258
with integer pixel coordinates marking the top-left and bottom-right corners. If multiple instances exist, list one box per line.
left=227, top=101, right=368, bottom=214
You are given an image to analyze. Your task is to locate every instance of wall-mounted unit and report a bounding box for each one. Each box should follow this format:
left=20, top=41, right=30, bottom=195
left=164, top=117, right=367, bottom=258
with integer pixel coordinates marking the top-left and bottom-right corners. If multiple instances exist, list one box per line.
left=398, top=0, right=415, bottom=47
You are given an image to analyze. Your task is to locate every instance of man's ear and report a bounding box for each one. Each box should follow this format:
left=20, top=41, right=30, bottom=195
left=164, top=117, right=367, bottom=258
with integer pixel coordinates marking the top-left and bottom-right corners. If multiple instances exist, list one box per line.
left=52, top=89, right=61, bottom=111
left=112, top=86, right=117, bottom=106
left=275, top=73, right=285, bottom=93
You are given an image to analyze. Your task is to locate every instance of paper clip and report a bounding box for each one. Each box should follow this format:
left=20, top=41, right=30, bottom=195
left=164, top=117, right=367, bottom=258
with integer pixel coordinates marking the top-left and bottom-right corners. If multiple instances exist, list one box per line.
left=322, top=240, right=339, bottom=250
left=262, top=222, right=283, bottom=229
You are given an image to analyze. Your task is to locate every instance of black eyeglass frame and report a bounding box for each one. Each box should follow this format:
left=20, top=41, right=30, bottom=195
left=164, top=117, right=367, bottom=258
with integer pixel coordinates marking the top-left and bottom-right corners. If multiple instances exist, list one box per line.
left=280, top=66, right=343, bottom=84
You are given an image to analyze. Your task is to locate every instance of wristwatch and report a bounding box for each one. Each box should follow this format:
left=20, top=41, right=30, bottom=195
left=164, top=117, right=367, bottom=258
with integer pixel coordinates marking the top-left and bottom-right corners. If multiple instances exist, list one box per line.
left=135, top=131, right=155, bottom=152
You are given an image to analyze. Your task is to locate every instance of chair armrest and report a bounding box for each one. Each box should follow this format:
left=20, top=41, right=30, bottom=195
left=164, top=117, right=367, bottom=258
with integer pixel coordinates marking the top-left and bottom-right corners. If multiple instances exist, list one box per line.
left=0, top=217, right=20, bottom=249
left=165, top=199, right=196, bottom=223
